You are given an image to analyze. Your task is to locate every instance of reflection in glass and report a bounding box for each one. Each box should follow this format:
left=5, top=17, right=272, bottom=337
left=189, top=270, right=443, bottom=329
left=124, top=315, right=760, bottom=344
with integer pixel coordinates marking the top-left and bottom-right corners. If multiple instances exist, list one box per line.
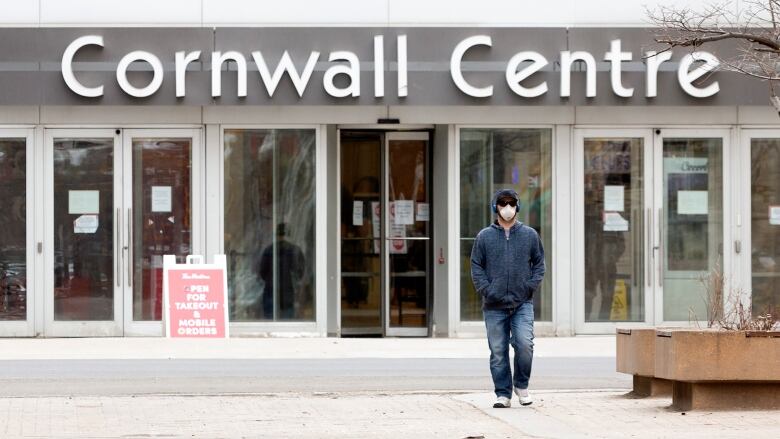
left=389, top=240, right=428, bottom=328
left=583, top=138, right=644, bottom=322
left=0, top=139, right=27, bottom=321
left=224, top=129, right=316, bottom=322
left=459, top=129, right=553, bottom=321
left=132, top=138, right=192, bottom=321
left=662, top=138, right=723, bottom=321
left=53, top=139, right=114, bottom=321
left=750, top=139, right=780, bottom=316
left=340, top=132, right=382, bottom=331
left=388, top=138, right=430, bottom=329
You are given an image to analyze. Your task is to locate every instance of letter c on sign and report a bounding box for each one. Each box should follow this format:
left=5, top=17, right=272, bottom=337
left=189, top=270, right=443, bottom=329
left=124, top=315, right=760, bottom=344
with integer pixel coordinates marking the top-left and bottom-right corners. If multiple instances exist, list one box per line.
left=62, top=35, right=104, bottom=97
left=450, top=35, right=493, bottom=98
left=116, top=51, right=164, bottom=98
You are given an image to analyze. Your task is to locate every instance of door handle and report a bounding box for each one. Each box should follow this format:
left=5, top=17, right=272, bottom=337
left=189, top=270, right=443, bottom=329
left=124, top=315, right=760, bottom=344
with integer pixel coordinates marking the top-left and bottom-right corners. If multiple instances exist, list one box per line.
left=735, top=240, right=742, bottom=254
left=646, top=208, right=652, bottom=287
left=658, top=208, right=663, bottom=288
left=116, top=207, right=121, bottom=287
left=127, top=208, right=132, bottom=287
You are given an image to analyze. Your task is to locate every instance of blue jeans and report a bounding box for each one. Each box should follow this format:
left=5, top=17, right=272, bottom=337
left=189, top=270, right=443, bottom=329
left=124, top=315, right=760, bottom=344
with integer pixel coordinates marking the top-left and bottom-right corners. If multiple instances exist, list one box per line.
left=483, top=301, right=534, bottom=398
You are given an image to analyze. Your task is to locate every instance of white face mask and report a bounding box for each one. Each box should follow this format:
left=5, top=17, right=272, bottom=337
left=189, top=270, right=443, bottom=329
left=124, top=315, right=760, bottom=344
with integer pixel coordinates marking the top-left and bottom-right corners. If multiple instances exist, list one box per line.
left=499, top=205, right=516, bottom=222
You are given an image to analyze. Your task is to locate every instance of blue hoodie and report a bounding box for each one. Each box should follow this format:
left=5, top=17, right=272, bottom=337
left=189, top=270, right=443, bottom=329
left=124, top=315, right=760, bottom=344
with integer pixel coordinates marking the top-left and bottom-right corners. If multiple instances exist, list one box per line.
left=470, top=200, right=546, bottom=310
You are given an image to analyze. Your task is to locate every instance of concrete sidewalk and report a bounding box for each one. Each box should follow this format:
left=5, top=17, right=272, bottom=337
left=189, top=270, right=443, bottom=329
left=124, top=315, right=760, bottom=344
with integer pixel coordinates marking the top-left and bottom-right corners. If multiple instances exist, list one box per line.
left=1, top=391, right=777, bottom=439
left=459, top=390, right=780, bottom=439
left=0, top=336, right=615, bottom=360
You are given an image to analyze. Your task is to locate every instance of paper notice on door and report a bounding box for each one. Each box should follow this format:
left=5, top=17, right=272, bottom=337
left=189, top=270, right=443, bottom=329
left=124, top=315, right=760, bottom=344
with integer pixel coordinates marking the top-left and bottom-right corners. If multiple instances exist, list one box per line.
left=389, top=224, right=408, bottom=254
left=678, top=190, right=708, bottom=215
left=73, top=214, right=99, bottom=233
left=416, top=202, right=430, bottom=222
left=352, top=201, right=364, bottom=226
left=68, top=190, right=99, bottom=214
left=151, top=186, right=172, bottom=212
left=604, top=185, right=624, bottom=212
left=603, top=212, right=629, bottom=232
left=770, top=206, right=780, bottom=225
left=371, top=201, right=381, bottom=254
left=394, top=200, right=414, bottom=225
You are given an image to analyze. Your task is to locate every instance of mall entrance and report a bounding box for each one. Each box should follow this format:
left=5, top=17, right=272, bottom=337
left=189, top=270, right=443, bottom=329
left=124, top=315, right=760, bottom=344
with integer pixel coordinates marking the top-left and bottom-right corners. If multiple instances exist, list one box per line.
left=43, top=128, right=202, bottom=336
left=573, top=128, right=731, bottom=333
left=338, top=130, right=432, bottom=336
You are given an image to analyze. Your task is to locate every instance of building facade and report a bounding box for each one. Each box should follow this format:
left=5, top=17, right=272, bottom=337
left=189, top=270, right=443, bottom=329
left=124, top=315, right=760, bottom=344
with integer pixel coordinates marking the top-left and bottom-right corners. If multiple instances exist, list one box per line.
left=0, top=1, right=778, bottom=337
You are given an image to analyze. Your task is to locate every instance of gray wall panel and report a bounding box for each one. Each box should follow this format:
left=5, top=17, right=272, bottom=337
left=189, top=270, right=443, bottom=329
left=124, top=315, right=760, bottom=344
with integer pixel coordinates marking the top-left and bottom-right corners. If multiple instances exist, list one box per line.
left=0, top=27, right=772, bottom=107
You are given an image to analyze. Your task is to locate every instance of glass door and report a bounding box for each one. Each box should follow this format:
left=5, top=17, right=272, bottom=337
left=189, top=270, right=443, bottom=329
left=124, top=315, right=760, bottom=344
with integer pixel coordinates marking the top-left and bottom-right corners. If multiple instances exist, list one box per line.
left=339, top=132, right=383, bottom=335
left=654, top=129, right=729, bottom=325
left=738, top=130, right=780, bottom=319
left=0, top=129, right=34, bottom=337
left=44, top=129, right=201, bottom=337
left=122, top=129, right=201, bottom=336
left=575, top=130, right=653, bottom=333
left=576, top=129, right=729, bottom=331
left=45, top=129, right=122, bottom=336
left=384, top=132, right=431, bottom=337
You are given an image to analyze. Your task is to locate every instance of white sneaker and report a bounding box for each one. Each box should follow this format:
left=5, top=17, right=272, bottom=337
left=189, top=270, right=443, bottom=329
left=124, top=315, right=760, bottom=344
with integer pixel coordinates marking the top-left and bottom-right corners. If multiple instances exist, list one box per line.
left=514, top=387, right=533, bottom=406
left=492, top=396, right=511, bottom=408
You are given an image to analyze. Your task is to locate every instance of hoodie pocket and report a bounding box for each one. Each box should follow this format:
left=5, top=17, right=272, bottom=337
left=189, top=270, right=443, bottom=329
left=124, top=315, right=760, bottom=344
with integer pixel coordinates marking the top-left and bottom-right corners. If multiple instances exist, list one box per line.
left=484, top=280, right=504, bottom=304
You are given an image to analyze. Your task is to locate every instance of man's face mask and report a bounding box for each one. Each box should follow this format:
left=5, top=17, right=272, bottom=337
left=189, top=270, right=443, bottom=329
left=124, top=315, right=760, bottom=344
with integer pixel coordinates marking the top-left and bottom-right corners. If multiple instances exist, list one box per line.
left=497, top=199, right=517, bottom=221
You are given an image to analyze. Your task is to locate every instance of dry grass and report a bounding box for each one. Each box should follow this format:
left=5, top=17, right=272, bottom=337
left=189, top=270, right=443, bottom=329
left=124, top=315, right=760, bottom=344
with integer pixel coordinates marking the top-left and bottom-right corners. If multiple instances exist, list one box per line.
left=693, top=259, right=779, bottom=331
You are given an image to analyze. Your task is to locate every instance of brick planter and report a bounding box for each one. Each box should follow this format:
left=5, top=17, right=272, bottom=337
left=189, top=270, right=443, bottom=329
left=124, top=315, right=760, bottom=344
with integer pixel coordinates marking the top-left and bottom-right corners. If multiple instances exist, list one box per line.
left=654, top=329, right=780, bottom=411
left=616, top=328, right=672, bottom=397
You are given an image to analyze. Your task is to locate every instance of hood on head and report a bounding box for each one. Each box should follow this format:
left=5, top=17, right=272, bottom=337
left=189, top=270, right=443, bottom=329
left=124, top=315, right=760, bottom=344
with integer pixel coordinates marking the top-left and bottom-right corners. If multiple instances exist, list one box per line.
left=492, top=188, right=519, bottom=209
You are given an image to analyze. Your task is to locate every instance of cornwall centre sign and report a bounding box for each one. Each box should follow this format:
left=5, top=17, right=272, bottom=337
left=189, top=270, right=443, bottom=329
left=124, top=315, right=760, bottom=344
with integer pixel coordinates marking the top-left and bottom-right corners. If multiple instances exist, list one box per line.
left=61, top=34, right=721, bottom=100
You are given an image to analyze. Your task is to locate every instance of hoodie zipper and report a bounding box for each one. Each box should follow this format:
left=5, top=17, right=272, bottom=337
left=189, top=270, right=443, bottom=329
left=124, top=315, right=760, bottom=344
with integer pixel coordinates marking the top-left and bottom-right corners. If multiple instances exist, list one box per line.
left=505, top=227, right=510, bottom=304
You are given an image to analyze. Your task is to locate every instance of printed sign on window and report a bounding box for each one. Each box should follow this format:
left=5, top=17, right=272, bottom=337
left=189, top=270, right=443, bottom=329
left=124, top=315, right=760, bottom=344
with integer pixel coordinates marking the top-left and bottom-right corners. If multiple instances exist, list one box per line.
left=164, top=255, right=229, bottom=338
left=394, top=200, right=415, bottom=225
left=770, top=206, right=780, bottom=225
left=352, top=201, right=364, bottom=226
left=416, top=202, right=430, bottom=222
left=371, top=201, right=381, bottom=254
left=604, top=185, right=624, bottom=212
left=74, top=214, right=99, bottom=233
left=678, top=190, right=708, bottom=215
left=68, top=190, right=99, bottom=214
left=151, top=186, right=172, bottom=212
left=603, top=212, right=629, bottom=232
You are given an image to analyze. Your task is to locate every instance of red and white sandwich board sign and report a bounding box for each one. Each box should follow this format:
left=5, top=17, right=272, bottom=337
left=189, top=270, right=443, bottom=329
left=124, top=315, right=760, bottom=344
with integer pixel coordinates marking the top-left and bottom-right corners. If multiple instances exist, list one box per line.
left=163, top=254, right=229, bottom=338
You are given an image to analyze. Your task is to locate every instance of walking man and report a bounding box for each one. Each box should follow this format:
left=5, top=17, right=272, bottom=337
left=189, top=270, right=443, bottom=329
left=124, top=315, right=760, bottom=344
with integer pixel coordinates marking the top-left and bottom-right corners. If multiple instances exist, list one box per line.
left=470, top=188, right=546, bottom=408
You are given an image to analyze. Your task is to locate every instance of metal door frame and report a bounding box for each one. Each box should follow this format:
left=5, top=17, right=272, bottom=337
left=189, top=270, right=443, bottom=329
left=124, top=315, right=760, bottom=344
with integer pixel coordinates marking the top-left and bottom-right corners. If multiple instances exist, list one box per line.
left=43, top=129, right=123, bottom=337
left=734, top=129, right=780, bottom=313
left=652, top=128, right=733, bottom=326
left=573, top=128, right=655, bottom=334
left=384, top=131, right=431, bottom=337
left=121, top=128, right=204, bottom=336
left=0, top=128, right=36, bottom=337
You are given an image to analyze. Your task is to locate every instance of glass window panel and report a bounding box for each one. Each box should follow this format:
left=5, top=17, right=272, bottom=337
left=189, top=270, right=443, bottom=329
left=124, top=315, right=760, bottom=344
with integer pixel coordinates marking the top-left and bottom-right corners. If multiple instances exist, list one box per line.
left=459, top=128, right=553, bottom=321
left=662, top=138, right=723, bottom=321
left=53, top=138, right=115, bottom=321
left=583, top=138, right=645, bottom=322
left=132, top=138, right=192, bottom=321
left=340, top=132, right=382, bottom=331
left=224, top=129, right=316, bottom=322
left=389, top=240, right=429, bottom=328
left=388, top=137, right=430, bottom=330
left=0, top=139, right=27, bottom=321
left=750, top=138, right=780, bottom=316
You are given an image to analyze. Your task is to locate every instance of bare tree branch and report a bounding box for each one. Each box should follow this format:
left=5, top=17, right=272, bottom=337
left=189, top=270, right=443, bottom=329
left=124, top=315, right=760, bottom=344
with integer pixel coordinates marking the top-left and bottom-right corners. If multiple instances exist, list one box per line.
left=648, top=1, right=780, bottom=115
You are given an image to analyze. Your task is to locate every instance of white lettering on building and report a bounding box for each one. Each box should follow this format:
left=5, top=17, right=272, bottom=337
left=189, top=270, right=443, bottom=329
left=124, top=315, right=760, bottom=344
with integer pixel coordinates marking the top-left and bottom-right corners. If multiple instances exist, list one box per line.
left=60, top=35, right=721, bottom=100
